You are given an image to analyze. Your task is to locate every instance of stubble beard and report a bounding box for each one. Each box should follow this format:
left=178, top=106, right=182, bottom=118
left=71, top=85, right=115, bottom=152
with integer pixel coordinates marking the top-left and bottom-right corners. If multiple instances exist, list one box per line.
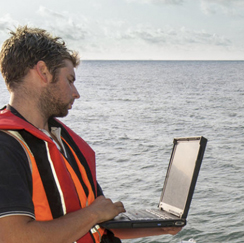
left=38, top=84, right=70, bottom=119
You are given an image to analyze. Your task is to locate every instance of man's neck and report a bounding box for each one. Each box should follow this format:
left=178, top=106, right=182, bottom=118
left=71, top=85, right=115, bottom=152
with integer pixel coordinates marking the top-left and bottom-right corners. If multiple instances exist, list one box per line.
left=9, top=98, right=49, bottom=131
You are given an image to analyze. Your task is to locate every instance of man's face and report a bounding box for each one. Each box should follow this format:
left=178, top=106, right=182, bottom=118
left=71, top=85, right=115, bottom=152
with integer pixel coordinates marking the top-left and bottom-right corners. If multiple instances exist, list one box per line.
left=39, top=59, right=80, bottom=118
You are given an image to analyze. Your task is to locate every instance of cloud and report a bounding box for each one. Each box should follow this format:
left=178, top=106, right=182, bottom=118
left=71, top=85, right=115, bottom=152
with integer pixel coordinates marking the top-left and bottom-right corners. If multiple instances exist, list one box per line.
left=36, top=6, right=89, bottom=41
left=115, top=25, right=232, bottom=47
left=126, top=0, right=184, bottom=5
left=0, top=14, right=18, bottom=32
left=116, top=26, right=172, bottom=44
left=180, top=27, right=232, bottom=46
left=35, top=7, right=117, bottom=57
left=0, top=14, right=19, bottom=47
left=203, top=0, right=244, bottom=6
left=0, top=5, right=239, bottom=60
left=201, top=0, right=244, bottom=16
left=37, top=6, right=65, bottom=19
left=0, top=7, right=94, bottom=56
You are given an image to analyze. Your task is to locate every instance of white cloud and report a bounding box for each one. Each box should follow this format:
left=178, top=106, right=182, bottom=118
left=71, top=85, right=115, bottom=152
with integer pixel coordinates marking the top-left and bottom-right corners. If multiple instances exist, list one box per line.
left=201, top=0, right=244, bottom=16
left=37, top=6, right=65, bottom=19
left=0, top=4, right=242, bottom=60
left=0, top=14, right=19, bottom=47
left=115, top=25, right=231, bottom=47
left=126, top=0, right=184, bottom=5
left=0, top=7, right=95, bottom=58
left=36, top=6, right=89, bottom=41
left=0, top=14, right=18, bottom=32
left=203, top=0, right=244, bottom=6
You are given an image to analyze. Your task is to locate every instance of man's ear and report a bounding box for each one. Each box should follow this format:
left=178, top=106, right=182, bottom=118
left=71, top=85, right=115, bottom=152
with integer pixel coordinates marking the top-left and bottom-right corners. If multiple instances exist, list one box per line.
left=35, top=61, right=52, bottom=83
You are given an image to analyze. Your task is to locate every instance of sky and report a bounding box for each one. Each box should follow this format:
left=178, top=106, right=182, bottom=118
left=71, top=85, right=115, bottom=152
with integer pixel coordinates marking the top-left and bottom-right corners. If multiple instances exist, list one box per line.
left=0, top=0, right=243, bottom=60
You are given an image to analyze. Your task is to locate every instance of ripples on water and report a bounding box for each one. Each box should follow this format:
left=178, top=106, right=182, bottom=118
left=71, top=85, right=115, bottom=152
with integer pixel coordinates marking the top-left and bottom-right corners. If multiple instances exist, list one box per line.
left=1, top=61, right=244, bottom=242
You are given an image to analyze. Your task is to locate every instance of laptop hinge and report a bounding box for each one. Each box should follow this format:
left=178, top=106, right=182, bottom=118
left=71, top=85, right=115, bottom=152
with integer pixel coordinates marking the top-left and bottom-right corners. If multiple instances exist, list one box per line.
left=159, top=202, right=182, bottom=218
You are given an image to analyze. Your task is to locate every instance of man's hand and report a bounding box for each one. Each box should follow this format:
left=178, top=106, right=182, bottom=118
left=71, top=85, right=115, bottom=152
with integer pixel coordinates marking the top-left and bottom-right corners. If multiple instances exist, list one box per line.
left=159, top=226, right=182, bottom=235
left=88, top=196, right=126, bottom=223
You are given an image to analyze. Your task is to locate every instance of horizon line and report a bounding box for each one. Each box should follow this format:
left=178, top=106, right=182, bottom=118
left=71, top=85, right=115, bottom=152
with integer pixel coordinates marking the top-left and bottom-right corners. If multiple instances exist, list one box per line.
left=80, top=59, right=244, bottom=61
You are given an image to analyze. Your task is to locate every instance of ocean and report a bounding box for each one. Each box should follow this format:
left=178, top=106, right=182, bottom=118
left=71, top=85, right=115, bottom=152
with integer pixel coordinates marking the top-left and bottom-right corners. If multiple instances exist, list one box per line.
left=1, top=61, right=244, bottom=242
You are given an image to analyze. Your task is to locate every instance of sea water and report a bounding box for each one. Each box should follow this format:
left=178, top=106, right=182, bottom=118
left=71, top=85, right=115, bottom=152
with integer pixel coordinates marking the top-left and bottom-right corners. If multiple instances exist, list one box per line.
left=1, top=61, right=244, bottom=243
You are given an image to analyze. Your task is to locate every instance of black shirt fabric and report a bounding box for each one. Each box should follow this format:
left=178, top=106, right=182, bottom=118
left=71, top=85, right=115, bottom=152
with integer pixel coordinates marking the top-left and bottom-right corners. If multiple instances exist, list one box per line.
left=0, top=105, right=103, bottom=219
left=0, top=130, right=34, bottom=218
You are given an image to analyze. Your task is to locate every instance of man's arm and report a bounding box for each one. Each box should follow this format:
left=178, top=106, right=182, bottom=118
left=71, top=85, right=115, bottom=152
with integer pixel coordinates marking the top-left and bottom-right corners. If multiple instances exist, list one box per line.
left=111, top=226, right=182, bottom=239
left=0, top=196, right=125, bottom=243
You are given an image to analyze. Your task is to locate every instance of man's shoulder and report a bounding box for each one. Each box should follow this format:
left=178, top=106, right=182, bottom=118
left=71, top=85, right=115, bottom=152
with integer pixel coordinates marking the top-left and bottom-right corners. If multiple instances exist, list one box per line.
left=0, top=130, right=27, bottom=155
left=0, top=130, right=32, bottom=176
left=0, top=130, right=18, bottom=143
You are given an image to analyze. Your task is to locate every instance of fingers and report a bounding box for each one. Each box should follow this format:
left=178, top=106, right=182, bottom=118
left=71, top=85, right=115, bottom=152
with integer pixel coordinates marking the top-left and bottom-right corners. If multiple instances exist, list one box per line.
left=96, top=196, right=125, bottom=211
left=113, top=201, right=126, bottom=213
left=90, top=196, right=126, bottom=223
left=161, top=227, right=182, bottom=235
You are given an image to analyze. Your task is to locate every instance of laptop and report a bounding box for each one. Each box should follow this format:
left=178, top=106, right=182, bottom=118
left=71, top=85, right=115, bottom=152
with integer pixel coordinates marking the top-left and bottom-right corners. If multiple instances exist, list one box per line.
left=100, top=136, right=207, bottom=229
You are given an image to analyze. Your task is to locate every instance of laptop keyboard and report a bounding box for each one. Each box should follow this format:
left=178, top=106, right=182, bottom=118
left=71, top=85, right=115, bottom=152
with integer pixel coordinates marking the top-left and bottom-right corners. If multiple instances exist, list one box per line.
left=146, top=209, right=172, bottom=219
left=125, top=209, right=173, bottom=220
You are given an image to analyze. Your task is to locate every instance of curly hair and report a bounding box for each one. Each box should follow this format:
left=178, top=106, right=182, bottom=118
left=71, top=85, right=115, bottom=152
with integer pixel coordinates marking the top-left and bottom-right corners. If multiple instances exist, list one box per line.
left=0, top=25, right=80, bottom=91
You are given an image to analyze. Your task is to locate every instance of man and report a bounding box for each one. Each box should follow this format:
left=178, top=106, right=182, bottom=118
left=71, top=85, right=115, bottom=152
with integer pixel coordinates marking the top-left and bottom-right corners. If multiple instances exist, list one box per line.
left=0, top=26, right=181, bottom=242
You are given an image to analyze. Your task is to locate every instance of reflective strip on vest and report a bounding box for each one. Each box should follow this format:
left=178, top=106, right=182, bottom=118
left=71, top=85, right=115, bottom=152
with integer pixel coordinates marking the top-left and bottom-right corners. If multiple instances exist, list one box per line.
left=44, top=140, right=67, bottom=215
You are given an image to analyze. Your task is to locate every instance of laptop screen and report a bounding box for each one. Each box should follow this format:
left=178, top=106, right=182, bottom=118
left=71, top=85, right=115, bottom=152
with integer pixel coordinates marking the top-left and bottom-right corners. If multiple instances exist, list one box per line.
left=160, top=138, right=203, bottom=217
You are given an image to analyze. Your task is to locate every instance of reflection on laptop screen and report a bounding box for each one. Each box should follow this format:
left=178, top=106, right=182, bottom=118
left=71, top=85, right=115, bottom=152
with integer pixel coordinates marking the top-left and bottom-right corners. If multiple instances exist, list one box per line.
left=162, top=140, right=200, bottom=211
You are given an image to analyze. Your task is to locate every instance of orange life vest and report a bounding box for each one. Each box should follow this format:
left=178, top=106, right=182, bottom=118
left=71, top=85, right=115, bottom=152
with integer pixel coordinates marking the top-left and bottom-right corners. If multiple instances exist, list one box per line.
left=0, top=108, right=105, bottom=242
